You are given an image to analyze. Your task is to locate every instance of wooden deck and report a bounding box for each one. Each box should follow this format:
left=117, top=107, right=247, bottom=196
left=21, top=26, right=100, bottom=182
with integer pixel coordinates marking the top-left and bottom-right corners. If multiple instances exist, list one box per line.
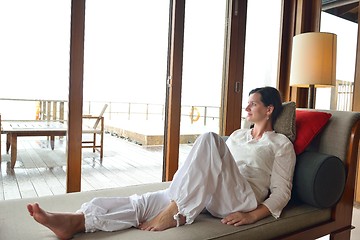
left=0, top=133, right=192, bottom=201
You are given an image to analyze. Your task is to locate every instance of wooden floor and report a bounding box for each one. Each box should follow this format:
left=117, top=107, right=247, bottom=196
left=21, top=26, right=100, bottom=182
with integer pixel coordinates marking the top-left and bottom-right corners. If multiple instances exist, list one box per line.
left=0, top=133, right=192, bottom=201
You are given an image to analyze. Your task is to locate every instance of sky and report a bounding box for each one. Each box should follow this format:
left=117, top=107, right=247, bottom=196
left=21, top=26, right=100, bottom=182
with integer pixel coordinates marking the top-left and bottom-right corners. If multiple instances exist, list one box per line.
left=0, top=1, right=70, bottom=100
left=0, top=0, right=225, bottom=107
left=0, top=1, right=357, bottom=111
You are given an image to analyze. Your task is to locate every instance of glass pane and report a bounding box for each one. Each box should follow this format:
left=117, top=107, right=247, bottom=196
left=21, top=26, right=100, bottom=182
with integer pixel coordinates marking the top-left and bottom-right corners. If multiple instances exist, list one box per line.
left=83, top=1, right=170, bottom=188
left=242, top=0, right=282, bottom=124
left=0, top=0, right=71, bottom=199
left=180, top=0, right=227, bottom=163
left=319, top=11, right=357, bottom=110
left=0, top=1, right=70, bottom=120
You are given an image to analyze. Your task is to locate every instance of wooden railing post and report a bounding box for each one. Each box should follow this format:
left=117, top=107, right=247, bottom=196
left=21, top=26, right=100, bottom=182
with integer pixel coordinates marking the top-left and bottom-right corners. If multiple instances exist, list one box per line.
left=59, top=101, right=65, bottom=123
left=53, top=101, right=58, bottom=120
left=204, top=106, right=207, bottom=126
left=128, top=103, right=131, bottom=120
left=46, top=101, right=51, bottom=121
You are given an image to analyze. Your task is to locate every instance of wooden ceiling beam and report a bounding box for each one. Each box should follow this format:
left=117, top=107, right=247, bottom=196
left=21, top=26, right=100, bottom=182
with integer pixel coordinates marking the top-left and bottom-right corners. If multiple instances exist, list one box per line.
left=322, top=0, right=359, bottom=11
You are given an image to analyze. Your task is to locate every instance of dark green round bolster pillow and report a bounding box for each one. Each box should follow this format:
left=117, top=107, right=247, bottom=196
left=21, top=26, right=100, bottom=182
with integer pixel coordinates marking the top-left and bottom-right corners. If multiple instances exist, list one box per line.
left=292, top=151, right=346, bottom=208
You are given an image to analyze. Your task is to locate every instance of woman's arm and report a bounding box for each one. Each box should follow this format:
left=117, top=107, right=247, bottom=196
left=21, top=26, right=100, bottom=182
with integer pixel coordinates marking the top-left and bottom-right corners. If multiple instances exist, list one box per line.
left=221, top=204, right=270, bottom=226
left=263, top=139, right=296, bottom=218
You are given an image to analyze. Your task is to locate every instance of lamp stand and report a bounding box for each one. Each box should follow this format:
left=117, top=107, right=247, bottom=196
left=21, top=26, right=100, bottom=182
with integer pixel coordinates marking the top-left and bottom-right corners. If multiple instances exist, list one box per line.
left=308, top=84, right=316, bottom=109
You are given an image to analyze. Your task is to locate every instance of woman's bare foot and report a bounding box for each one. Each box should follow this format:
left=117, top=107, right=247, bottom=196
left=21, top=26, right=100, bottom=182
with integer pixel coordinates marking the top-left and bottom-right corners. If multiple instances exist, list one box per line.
left=27, top=203, right=85, bottom=240
left=138, top=201, right=186, bottom=231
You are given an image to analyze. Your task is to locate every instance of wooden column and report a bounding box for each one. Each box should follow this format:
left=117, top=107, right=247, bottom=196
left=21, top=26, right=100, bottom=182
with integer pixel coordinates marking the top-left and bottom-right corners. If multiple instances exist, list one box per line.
left=221, top=0, right=247, bottom=136
left=352, top=9, right=360, bottom=203
left=290, top=0, right=322, bottom=107
left=163, top=0, right=185, bottom=181
left=277, top=0, right=296, bottom=101
left=295, top=0, right=321, bottom=35
left=66, top=0, right=85, bottom=193
left=353, top=10, right=360, bottom=113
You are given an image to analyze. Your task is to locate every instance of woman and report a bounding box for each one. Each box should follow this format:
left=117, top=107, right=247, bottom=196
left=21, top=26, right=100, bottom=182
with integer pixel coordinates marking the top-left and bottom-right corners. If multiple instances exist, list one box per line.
left=27, top=86, right=296, bottom=239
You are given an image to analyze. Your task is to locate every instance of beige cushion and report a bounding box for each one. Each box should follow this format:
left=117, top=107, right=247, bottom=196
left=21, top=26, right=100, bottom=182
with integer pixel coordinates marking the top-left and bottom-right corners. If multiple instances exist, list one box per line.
left=274, top=101, right=296, bottom=142
left=0, top=182, right=331, bottom=240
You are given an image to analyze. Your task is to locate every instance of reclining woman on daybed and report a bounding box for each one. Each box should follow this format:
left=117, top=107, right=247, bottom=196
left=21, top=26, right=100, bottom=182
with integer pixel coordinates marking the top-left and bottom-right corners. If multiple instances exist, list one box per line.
left=27, top=86, right=296, bottom=240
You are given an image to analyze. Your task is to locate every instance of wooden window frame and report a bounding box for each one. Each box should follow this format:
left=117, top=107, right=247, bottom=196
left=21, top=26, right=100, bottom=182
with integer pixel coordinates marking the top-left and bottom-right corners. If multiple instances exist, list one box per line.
left=66, top=0, right=85, bottom=193
left=65, top=0, right=360, bottom=190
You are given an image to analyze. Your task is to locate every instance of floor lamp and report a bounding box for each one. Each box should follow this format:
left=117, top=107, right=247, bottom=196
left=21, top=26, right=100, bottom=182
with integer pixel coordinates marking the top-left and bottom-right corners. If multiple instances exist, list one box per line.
left=290, top=32, right=337, bottom=109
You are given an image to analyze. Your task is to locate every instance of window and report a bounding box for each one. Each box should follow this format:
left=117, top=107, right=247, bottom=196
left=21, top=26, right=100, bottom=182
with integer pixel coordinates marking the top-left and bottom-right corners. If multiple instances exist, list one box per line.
left=83, top=0, right=170, bottom=182
left=319, top=11, right=357, bottom=110
left=0, top=0, right=70, bottom=120
left=179, top=0, right=227, bottom=163
left=242, top=0, right=282, bottom=120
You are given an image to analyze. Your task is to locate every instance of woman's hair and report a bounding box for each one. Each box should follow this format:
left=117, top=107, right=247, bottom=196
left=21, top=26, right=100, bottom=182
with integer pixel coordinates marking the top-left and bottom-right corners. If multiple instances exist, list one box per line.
left=249, top=87, right=283, bottom=126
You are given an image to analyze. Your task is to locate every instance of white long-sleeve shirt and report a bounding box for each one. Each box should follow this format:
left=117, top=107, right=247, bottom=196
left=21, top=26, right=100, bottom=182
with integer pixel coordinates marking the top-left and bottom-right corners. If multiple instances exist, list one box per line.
left=226, top=129, right=296, bottom=218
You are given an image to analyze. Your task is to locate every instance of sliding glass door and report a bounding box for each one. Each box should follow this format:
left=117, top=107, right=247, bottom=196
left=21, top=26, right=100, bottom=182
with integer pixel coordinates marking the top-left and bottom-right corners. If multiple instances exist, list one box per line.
left=179, top=0, right=228, bottom=164
left=0, top=0, right=71, bottom=198
left=242, top=0, right=282, bottom=127
left=83, top=1, right=170, bottom=188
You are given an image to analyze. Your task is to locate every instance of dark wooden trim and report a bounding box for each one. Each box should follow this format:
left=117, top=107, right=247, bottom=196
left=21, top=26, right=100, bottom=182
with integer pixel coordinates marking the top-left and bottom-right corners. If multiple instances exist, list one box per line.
left=222, top=0, right=247, bottom=136
left=290, top=0, right=322, bottom=107
left=66, top=0, right=85, bottom=193
left=353, top=11, right=360, bottom=112
left=353, top=5, right=360, bottom=205
left=163, top=0, right=185, bottom=181
left=312, top=0, right=322, bottom=32
left=281, top=118, right=360, bottom=239
left=277, top=0, right=296, bottom=101
left=295, top=0, right=321, bottom=34
left=333, top=120, right=360, bottom=227
left=280, top=221, right=338, bottom=240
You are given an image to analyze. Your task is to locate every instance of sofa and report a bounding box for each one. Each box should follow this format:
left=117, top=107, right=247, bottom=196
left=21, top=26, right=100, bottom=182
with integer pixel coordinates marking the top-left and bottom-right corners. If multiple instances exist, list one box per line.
left=1, top=109, right=360, bottom=240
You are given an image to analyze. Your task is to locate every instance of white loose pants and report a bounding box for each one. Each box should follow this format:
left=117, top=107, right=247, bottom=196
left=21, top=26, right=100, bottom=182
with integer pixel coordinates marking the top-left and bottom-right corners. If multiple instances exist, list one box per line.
left=78, top=132, right=257, bottom=232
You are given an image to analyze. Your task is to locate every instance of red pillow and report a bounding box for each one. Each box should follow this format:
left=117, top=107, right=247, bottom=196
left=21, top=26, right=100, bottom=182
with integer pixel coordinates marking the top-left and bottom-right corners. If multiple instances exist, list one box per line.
left=294, top=110, right=332, bottom=155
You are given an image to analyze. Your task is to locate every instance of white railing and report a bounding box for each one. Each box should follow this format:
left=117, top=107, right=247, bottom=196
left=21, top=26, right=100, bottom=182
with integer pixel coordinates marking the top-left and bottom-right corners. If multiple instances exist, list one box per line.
left=336, top=80, right=354, bottom=111
left=0, top=98, right=221, bottom=127
left=0, top=81, right=354, bottom=125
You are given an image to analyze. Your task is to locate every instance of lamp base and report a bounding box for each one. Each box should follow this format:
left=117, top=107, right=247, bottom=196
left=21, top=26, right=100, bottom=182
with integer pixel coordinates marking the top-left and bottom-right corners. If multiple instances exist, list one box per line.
left=308, top=84, right=316, bottom=109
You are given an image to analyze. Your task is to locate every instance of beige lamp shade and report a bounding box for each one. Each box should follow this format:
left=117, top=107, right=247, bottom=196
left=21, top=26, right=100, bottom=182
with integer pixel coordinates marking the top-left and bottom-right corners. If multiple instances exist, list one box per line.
left=290, top=32, right=337, bottom=87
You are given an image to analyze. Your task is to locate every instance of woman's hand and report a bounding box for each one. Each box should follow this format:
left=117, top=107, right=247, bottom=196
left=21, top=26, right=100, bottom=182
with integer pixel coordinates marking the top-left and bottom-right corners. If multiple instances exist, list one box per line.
left=221, top=204, right=271, bottom=227
left=221, top=211, right=256, bottom=226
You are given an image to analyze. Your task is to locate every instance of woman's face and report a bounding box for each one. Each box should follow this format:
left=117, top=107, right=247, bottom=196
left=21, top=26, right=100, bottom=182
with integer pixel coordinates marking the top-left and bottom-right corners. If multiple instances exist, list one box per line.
left=245, top=93, right=271, bottom=123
